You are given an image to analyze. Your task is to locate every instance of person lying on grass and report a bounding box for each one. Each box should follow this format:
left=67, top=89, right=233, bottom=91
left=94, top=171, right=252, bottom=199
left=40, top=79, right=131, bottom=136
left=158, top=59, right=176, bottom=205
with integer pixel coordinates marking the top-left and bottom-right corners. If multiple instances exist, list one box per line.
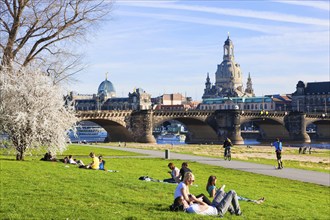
left=174, top=190, right=242, bottom=217
left=206, top=175, right=265, bottom=204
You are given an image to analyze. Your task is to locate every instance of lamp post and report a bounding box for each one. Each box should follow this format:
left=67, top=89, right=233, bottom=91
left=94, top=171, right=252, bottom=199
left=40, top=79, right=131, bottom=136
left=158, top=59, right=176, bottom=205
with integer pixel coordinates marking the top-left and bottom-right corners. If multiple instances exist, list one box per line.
left=325, top=96, right=327, bottom=115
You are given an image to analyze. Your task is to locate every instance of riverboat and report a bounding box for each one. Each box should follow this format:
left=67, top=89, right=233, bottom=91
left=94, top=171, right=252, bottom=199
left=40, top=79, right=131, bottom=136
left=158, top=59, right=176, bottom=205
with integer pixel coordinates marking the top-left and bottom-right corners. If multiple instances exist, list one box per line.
left=157, top=133, right=186, bottom=143
left=68, top=126, right=107, bottom=143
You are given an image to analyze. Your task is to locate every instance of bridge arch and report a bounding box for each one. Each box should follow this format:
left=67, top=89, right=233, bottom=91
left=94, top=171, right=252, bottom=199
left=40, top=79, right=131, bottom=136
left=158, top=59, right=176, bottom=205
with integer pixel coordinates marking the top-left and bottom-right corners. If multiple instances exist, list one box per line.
left=240, top=116, right=289, bottom=142
left=306, top=118, right=330, bottom=141
left=153, top=114, right=219, bottom=144
left=76, top=110, right=135, bottom=142
left=78, top=119, right=134, bottom=142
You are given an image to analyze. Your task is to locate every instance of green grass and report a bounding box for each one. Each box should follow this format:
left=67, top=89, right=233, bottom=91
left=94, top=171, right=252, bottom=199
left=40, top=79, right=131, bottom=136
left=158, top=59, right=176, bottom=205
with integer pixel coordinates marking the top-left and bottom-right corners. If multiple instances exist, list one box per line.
left=61, top=144, right=143, bottom=157
left=1, top=146, right=329, bottom=219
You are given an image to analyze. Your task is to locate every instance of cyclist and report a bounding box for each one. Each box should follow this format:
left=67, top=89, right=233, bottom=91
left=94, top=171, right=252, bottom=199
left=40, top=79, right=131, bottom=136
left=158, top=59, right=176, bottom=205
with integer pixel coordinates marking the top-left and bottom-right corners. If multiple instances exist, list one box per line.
left=223, top=137, right=232, bottom=160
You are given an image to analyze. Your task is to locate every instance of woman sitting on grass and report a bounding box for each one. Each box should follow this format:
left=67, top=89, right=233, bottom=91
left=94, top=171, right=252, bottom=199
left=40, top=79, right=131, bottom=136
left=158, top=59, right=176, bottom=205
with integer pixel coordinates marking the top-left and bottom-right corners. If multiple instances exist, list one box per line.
left=206, top=175, right=265, bottom=204
left=173, top=172, right=211, bottom=206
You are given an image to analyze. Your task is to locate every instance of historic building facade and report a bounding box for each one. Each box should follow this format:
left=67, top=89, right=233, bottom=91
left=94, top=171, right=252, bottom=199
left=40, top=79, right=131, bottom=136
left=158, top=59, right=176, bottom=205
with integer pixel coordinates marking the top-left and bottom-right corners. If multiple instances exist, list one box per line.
left=202, top=36, right=255, bottom=99
left=292, top=81, right=330, bottom=114
left=198, top=94, right=291, bottom=112
left=65, top=76, right=152, bottom=111
left=151, top=93, right=198, bottom=110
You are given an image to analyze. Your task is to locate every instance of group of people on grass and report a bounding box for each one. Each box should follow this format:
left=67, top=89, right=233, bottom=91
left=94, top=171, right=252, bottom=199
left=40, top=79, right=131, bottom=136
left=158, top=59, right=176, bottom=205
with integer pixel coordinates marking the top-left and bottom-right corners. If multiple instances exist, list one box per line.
left=167, top=162, right=265, bottom=217
left=41, top=151, right=107, bottom=171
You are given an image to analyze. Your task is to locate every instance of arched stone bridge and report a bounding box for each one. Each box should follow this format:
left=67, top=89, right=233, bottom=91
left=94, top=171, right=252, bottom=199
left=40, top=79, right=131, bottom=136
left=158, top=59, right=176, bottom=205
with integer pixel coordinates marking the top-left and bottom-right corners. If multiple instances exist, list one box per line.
left=76, top=109, right=330, bottom=144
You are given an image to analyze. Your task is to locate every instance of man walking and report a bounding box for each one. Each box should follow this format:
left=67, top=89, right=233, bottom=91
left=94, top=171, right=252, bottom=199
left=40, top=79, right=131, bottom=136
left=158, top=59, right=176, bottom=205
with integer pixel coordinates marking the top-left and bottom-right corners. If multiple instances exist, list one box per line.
left=272, top=138, right=283, bottom=169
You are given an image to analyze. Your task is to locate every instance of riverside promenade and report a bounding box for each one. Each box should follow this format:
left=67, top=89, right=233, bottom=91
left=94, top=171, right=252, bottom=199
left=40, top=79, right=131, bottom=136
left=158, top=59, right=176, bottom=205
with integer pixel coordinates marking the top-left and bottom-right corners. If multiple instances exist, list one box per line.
left=100, top=145, right=329, bottom=187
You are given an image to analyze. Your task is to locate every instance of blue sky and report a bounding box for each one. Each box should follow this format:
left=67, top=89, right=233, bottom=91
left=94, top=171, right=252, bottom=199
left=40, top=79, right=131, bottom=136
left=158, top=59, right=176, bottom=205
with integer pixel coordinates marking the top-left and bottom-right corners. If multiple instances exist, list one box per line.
left=69, top=0, right=329, bottom=101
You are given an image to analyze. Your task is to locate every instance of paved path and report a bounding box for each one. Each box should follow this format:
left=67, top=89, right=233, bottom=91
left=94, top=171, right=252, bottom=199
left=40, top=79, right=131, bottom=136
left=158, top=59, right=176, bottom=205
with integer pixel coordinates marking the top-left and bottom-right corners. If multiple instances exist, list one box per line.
left=98, top=145, right=330, bottom=187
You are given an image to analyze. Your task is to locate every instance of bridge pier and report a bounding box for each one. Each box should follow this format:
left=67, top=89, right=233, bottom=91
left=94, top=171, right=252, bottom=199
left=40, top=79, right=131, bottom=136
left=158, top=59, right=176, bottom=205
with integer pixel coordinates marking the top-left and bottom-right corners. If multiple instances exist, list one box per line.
left=215, top=110, right=244, bottom=145
left=130, top=110, right=156, bottom=143
left=285, top=112, right=311, bottom=143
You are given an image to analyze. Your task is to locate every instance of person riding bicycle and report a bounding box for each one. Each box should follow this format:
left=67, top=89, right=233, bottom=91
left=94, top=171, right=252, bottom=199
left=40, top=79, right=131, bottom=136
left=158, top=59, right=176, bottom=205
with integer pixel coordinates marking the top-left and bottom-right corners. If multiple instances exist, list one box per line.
left=223, top=137, right=232, bottom=159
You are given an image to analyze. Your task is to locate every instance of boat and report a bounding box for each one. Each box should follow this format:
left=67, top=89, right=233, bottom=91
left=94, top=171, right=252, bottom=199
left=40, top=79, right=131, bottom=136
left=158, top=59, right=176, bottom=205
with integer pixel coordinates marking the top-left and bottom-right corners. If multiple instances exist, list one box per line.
left=156, top=133, right=186, bottom=144
left=67, top=125, right=107, bottom=143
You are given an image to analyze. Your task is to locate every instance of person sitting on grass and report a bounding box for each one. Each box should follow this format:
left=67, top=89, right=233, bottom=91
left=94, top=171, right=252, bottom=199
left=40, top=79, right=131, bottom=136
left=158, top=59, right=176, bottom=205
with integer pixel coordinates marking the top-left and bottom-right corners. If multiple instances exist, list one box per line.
left=179, top=162, right=192, bottom=182
left=174, top=190, right=242, bottom=217
left=98, top=155, right=106, bottom=171
left=173, top=172, right=212, bottom=207
left=206, top=175, right=265, bottom=204
left=79, top=152, right=99, bottom=170
left=163, top=162, right=180, bottom=183
left=68, top=155, right=77, bottom=164
left=40, top=151, right=57, bottom=161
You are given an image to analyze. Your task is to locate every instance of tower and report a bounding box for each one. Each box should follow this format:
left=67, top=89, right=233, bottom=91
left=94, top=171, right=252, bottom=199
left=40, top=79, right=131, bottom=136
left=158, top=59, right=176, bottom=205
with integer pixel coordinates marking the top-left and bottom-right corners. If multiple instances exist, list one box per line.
left=215, top=35, right=243, bottom=97
left=205, top=72, right=211, bottom=90
left=245, top=72, right=255, bottom=96
left=202, top=35, right=255, bottom=99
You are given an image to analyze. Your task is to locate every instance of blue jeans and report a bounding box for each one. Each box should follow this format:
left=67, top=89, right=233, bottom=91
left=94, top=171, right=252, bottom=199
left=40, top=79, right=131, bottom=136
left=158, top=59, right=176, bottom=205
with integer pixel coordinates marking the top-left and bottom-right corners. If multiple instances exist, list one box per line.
left=213, top=190, right=241, bottom=216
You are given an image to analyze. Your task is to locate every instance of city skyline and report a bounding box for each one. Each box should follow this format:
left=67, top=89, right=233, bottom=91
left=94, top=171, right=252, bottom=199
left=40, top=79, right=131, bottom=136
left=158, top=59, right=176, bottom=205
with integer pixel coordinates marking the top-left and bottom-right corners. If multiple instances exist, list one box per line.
left=68, top=0, right=329, bottom=101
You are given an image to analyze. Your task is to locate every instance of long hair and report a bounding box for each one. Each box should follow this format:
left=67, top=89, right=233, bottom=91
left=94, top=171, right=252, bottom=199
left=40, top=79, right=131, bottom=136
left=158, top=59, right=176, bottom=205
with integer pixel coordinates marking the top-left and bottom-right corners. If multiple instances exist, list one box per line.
left=206, top=175, right=217, bottom=191
left=183, top=172, right=194, bottom=184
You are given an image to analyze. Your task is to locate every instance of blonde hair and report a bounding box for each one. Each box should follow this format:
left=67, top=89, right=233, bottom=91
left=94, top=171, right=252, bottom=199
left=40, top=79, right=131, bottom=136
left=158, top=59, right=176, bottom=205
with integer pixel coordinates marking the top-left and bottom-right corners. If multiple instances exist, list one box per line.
left=183, top=172, right=194, bottom=183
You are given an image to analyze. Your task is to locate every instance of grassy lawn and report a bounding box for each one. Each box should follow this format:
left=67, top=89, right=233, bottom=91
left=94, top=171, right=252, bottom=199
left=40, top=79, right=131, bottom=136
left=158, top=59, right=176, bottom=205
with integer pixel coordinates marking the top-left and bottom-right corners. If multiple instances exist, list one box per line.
left=61, top=144, right=144, bottom=157
left=1, top=145, right=329, bottom=219
left=113, top=143, right=330, bottom=173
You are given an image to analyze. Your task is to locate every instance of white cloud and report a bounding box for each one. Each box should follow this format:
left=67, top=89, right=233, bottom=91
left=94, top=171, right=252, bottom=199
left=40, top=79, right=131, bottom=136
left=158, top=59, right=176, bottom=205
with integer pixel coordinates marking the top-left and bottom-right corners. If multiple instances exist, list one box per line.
left=274, top=0, right=330, bottom=11
left=118, top=10, right=303, bottom=34
left=119, top=1, right=329, bottom=26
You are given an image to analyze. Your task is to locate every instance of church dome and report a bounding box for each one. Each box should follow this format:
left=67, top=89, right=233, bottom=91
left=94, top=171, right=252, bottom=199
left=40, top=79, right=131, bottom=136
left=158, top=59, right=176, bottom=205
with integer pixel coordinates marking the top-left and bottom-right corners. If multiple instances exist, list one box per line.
left=97, top=78, right=116, bottom=98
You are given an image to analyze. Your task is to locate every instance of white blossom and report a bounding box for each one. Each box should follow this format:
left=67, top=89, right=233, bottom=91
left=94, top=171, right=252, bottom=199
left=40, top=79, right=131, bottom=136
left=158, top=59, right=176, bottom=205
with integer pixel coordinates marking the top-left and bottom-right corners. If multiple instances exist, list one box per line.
left=0, top=66, right=77, bottom=159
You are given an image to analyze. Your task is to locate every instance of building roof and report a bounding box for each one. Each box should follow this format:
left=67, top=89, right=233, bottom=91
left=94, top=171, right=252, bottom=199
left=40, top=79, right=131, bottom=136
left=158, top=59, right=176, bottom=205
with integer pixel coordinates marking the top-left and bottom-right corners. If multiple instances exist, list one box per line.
left=305, top=82, right=330, bottom=94
left=98, top=79, right=116, bottom=97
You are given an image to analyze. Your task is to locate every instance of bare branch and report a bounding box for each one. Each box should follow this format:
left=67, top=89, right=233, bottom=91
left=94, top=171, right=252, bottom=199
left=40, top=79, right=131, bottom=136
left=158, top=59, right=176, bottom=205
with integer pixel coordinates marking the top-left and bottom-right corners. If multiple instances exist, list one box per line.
left=0, top=0, right=113, bottom=80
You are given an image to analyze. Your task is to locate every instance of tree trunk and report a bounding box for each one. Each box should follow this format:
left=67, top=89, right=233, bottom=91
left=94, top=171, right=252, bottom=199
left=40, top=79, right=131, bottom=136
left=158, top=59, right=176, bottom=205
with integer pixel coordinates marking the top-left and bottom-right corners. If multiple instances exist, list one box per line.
left=16, top=146, right=25, bottom=161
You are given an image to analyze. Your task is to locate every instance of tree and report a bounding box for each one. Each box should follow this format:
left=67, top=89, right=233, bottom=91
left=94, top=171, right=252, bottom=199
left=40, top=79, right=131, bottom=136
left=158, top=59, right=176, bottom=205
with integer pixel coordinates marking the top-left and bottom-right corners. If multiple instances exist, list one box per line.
left=0, top=0, right=112, bottom=83
left=0, top=66, right=77, bottom=160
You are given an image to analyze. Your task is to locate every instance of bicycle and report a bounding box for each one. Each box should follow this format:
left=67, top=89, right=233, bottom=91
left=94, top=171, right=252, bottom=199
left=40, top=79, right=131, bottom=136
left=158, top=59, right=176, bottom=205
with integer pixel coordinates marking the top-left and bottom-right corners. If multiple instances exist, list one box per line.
left=224, top=147, right=231, bottom=161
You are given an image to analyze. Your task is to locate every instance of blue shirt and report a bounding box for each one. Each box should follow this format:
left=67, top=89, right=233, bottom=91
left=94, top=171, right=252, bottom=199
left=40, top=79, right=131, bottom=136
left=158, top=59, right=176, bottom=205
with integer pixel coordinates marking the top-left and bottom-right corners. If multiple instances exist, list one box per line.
left=273, top=141, right=282, bottom=151
left=207, top=185, right=216, bottom=196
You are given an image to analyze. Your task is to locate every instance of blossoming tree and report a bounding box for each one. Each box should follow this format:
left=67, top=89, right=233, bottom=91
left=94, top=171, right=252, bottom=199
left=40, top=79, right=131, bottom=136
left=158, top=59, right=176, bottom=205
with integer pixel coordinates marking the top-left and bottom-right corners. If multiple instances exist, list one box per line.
left=0, top=67, right=77, bottom=160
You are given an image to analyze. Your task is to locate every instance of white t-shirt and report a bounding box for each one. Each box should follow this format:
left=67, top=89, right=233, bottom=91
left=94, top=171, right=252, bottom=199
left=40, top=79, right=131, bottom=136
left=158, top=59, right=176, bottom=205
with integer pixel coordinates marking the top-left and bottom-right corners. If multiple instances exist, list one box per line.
left=171, top=167, right=180, bottom=180
left=68, top=158, right=77, bottom=164
left=186, top=203, right=218, bottom=215
left=174, top=182, right=187, bottom=199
